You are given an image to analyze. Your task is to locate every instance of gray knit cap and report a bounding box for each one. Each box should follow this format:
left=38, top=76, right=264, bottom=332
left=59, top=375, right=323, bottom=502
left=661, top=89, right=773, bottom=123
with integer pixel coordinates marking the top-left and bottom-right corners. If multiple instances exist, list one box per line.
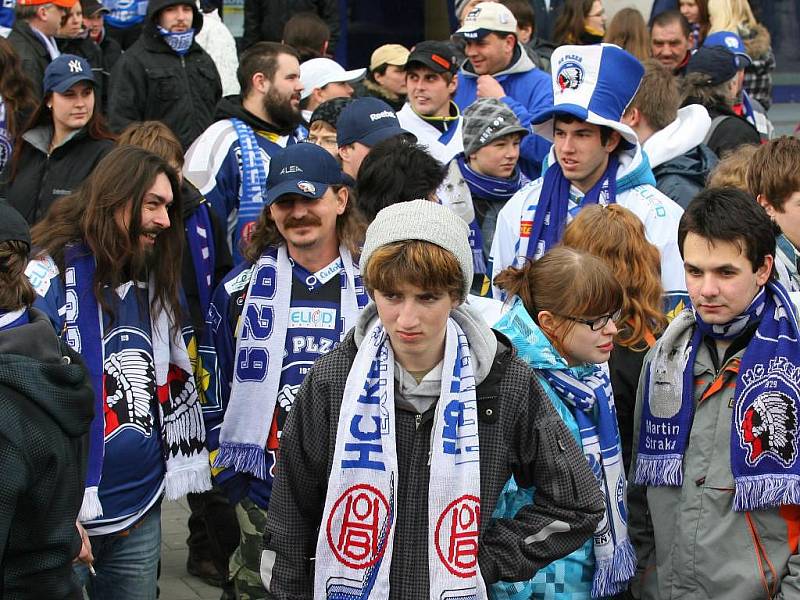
left=462, top=98, right=529, bottom=157
left=360, top=200, right=473, bottom=301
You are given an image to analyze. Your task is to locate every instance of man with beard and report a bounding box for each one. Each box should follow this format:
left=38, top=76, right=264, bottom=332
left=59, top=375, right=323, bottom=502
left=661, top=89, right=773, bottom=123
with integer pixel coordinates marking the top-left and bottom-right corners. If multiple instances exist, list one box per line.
left=200, top=142, right=369, bottom=599
left=25, top=145, right=211, bottom=599
left=184, top=42, right=304, bottom=264
left=108, top=0, right=222, bottom=149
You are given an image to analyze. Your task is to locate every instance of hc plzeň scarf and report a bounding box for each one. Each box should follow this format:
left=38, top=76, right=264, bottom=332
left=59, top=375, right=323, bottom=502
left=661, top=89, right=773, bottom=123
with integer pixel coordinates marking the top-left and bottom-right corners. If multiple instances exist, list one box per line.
left=230, top=117, right=267, bottom=253
left=66, top=244, right=211, bottom=521
left=315, top=317, right=485, bottom=599
left=635, top=282, right=800, bottom=512
left=215, top=244, right=368, bottom=480
left=456, top=154, right=526, bottom=278
left=542, top=367, right=636, bottom=597
left=525, top=156, right=619, bottom=260
left=157, top=26, right=196, bottom=55
left=185, top=204, right=215, bottom=320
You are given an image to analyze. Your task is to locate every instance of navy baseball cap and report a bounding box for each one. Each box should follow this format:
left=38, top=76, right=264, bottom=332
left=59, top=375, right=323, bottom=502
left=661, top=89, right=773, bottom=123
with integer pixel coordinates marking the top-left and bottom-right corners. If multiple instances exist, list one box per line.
left=703, top=31, right=752, bottom=69
left=686, top=46, right=739, bottom=86
left=336, top=97, right=414, bottom=148
left=43, top=54, right=95, bottom=95
left=264, top=143, right=346, bottom=206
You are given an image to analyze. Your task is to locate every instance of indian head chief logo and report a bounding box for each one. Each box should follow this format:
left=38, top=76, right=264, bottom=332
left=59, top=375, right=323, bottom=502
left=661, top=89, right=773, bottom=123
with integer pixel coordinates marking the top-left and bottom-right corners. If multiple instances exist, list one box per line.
left=557, top=60, right=584, bottom=91
left=740, top=392, right=798, bottom=466
left=737, top=357, right=800, bottom=468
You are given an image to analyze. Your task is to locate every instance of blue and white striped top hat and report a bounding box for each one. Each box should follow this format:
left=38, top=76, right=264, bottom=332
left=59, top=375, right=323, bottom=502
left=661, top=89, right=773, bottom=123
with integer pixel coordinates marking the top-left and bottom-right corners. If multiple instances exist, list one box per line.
left=532, top=44, right=644, bottom=147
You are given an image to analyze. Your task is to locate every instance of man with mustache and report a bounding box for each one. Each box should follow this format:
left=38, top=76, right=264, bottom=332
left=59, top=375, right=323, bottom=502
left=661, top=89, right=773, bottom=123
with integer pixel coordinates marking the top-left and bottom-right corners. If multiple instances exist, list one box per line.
left=200, top=142, right=368, bottom=599
left=107, top=0, right=222, bottom=149
left=25, top=146, right=211, bottom=599
left=184, top=42, right=305, bottom=264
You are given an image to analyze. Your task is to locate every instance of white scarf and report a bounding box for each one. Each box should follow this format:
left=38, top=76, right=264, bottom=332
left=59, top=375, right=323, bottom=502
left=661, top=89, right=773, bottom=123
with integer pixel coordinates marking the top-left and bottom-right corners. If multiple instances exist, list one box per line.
left=215, top=244, right=364, bottom=479
left=315, top=318, right=486, bottom=599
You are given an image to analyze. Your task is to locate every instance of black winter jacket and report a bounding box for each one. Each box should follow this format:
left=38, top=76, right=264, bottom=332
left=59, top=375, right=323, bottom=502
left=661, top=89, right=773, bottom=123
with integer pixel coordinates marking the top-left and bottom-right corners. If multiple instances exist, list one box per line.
left=262, top=325, right=605, bottom=598
left=242, top=0, right=339, bottom=51
left=0, top=125, right=113, bottom=224
left=0, top=309, right=95, bottom=600
left=6, top=20, right=51, bottom=100
left=682, top=96, right=760, bottom=158
left=653, top=143, right=718, bottom=209
left=108, top=0, right=222, bottom=149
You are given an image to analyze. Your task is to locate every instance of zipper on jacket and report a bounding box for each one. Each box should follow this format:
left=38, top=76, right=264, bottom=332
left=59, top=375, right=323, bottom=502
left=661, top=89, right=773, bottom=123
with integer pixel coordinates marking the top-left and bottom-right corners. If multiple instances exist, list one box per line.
left=415, top=413, right=422, bottom=430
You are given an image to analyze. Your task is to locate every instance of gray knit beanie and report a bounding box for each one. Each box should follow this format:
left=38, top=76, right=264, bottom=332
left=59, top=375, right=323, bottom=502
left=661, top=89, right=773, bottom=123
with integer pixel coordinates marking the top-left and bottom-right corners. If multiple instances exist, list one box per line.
left=462, top=98, right=529, bottom=157
left=360, top=200, right=473, bottom=301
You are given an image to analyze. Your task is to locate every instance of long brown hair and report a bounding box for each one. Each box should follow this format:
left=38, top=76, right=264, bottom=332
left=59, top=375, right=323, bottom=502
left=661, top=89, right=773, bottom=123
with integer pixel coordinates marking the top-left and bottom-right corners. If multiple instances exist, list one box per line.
left=553, top=0, right=595, bottom=44
left=243, top=185, right=366, bottom=262
left=31, top=146, right=185, bottom=331
left=562, top=204, right=666, bottom=348
left=604, top=8, right=650, bottom=62
left=8, top=84, right=116, bottom=180
left=494, top=246, right=623, bottom=348
left=0, top=38, right=37, bottom=141
left=0, top=240, right=35, bottom=311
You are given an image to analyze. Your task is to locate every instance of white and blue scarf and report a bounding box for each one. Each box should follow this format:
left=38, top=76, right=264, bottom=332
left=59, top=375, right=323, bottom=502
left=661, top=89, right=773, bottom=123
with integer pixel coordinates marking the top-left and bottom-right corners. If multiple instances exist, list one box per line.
left=65, top=244, right=211, bottom=521
left=215, top=244, right=368, bottom=480
left=635, top=282, right=800, bottom=512
left=543, top=368, right=636, bottom=597
left=315, top=317, right=486, bottom=599
left=158, top=26, right=195, bottom=55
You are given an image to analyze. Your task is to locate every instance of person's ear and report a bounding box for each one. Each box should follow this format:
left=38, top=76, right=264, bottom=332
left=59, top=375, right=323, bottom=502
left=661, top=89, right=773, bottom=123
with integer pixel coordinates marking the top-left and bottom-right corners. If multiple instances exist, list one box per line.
left=756, top=193, right=775, bottom=219
left=605, top=130, right=622, bottom=153
left=756, top=254, right=774, bottom=286
left=252, top=72, right=268, bottom=95
left=537, top=310, right=557, bottom=335
left=621, top=106, right=640, bottom=128
left=335, top=186, right=348, bottom=214
left=447, top=73, right=458, bottom=95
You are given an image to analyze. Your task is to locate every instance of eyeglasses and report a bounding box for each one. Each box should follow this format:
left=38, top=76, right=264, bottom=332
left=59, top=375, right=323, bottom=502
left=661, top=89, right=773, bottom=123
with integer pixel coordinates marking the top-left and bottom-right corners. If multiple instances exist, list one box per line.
left=560, top=309, right=622, bottom=331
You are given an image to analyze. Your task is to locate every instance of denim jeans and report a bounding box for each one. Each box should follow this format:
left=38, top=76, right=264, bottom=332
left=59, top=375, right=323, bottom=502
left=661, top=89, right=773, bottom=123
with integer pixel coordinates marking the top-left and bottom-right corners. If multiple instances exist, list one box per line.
left=74, top=503, right=162, bottom=600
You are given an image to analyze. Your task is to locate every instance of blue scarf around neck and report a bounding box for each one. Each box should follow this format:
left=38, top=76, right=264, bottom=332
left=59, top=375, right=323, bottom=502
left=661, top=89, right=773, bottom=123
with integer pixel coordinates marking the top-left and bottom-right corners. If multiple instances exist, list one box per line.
left=456, top=153, right=526, bottom=202
left=525, top=155, right=619, bottom=259
left=636, top=282, right=800, bottom=512
left=158, top=26, right=195, bottom=55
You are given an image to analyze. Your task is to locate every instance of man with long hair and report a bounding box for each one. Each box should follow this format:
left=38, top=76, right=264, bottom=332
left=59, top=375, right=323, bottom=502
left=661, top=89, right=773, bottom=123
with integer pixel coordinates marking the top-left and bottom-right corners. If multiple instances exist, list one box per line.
left=183, top=41, right=305, bottom=264
left=201, top=142, right=368, bottom=599
left=26, top=145, right=211, bottom=599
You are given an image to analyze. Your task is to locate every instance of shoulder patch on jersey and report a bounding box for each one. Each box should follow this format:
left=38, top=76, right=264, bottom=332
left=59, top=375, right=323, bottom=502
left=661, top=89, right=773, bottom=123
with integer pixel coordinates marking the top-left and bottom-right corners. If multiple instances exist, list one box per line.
left=25, top=255, right=60, bottom=297
left=224, top=265, right=254, bottom=295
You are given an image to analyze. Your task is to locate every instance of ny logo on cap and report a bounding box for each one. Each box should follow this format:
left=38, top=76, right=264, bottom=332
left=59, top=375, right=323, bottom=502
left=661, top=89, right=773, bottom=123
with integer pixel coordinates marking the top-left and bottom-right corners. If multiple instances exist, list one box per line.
left=68, top=59, right=83, bottom=73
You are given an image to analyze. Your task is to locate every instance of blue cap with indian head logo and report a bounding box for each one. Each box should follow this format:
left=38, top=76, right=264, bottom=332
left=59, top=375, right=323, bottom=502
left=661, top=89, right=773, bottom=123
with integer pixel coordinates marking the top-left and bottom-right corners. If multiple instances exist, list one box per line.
left=264, top=143, right=346, bottom=206
left=531, top=43, right=643, bottom=147
left=43, top=54, right=95, bottom=95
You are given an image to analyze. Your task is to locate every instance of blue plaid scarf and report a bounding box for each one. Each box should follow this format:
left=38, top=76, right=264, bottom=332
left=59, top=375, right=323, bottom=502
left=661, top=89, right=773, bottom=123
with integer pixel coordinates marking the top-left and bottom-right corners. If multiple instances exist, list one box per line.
left=636, top=282, right=800, bottom=511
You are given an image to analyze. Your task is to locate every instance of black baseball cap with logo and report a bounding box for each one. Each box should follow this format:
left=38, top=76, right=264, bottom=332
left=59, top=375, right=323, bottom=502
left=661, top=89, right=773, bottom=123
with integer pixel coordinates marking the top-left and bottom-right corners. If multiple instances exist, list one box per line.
left=406, top=40, right=459, bottom=75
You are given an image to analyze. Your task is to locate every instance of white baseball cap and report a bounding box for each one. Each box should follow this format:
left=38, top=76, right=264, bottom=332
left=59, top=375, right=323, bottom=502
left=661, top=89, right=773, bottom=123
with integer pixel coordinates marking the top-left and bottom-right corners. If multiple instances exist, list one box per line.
left=300, top=58, right=366, bottom=100
left=453, top=2, right=517, bottom=40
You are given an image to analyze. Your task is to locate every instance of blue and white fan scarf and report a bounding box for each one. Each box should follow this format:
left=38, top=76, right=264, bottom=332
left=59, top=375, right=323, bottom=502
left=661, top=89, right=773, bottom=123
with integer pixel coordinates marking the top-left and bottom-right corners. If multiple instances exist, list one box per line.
left=542, top=368, right=636, bottom=597
left=636, top=281, right=800, bottom=512
left=315, top=317, right=486, bottom=599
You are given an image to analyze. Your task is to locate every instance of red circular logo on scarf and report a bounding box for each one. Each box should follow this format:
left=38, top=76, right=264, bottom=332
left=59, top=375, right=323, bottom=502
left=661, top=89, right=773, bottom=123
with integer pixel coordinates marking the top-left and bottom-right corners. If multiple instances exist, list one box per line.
left=434, top=495, right=481, bottom=577
left=326, top=484, right=391, bottom=569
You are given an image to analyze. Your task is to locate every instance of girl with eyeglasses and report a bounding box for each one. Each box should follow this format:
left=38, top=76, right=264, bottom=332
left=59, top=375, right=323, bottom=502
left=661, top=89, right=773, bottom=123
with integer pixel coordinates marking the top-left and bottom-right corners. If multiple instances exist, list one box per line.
left=562, top=204, right=667, bottom=473
left=490, top=245, right=636, bottom=600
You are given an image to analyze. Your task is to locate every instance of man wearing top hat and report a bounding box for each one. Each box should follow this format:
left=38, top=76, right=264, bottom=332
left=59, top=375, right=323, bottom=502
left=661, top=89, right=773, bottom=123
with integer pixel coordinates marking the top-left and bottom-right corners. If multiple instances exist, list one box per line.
left=201, top=142, right=369, bottom=598
left=451, top=1, right=552, bottom=180
left=489, top=43, right=687, bottom=315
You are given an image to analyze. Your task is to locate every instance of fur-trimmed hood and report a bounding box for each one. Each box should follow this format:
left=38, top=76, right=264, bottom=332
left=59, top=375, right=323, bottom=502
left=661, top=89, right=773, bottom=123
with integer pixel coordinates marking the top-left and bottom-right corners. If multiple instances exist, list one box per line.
left=740, top=23, right=771, bottom=60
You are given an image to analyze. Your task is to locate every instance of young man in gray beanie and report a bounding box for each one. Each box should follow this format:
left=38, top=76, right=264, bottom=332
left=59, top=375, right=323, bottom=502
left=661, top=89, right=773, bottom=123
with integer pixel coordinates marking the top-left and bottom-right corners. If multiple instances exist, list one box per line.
left=438, top=97, right=530, bottom=295
left=260, top=199, right=603, bottom=598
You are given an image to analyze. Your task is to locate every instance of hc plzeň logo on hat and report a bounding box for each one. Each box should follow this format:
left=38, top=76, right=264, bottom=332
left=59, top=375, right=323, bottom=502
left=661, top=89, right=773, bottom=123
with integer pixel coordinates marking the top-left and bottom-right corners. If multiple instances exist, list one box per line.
left=557, top=60, right=584, bottom=91
left=297, top=181, right=316, bottom=194
left=264, top=143, right=345, bottom=206
left=530, top=44, right=644, bottom=148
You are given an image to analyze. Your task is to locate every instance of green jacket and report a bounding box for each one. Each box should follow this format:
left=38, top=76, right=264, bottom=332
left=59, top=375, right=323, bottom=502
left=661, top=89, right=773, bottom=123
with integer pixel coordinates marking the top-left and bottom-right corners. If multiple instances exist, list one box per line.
left=629, top=309, right=800, bottom=599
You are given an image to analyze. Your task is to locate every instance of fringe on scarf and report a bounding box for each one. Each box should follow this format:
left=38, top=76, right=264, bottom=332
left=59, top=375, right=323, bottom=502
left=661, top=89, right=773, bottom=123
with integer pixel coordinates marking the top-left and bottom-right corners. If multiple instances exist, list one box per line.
left=634, top=455, right=683, bottom=487
left=214, top=442, right=267, bottom=481
left=79, top=486, right=103, bottom=522
left=164, top=463, right=212, bottom=500
left=591, top=538, right=637, bottom=598
left=734, top=474, right=800, bottom=512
